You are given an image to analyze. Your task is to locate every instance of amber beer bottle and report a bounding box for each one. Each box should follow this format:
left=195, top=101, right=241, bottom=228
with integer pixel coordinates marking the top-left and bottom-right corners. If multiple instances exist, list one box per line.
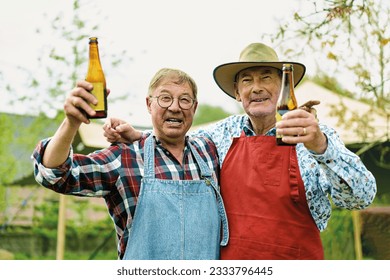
left=276, top=64, right=298, bottom=145
left=85, top=37, right=107, bottom=118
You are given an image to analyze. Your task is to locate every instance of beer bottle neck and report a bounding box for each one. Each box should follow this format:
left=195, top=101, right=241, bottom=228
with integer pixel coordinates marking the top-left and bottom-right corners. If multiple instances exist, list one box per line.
left=89, top=44, right=100, bottom=60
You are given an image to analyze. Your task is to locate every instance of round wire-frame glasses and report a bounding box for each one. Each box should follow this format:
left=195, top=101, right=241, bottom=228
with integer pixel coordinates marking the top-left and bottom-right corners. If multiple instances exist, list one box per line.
left=149, top=94, right=196, bottom=110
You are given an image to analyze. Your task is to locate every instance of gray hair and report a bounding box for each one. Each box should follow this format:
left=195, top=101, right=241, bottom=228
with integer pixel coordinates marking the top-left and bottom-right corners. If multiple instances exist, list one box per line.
left=148, top=68, right=198, bottom=99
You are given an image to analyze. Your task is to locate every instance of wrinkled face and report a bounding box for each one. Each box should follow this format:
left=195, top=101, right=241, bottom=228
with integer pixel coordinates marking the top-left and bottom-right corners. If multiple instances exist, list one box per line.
left=234, top=66, right=281, bottom=118
left=147, top=78, right=197, bottom=144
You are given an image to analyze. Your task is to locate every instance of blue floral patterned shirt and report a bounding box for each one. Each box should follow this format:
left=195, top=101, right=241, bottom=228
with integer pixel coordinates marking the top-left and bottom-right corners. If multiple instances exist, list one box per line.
left=193, top=115, right=377, bottom=231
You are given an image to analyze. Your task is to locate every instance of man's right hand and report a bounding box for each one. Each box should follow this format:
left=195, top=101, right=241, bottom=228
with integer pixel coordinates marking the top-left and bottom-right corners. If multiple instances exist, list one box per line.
left=103, top=118, right=142, bottom=143
left=64, top=80, right=100, bottom=125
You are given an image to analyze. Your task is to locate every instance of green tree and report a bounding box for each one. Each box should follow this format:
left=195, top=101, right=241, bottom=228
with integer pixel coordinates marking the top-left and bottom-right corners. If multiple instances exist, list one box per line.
left=5, top=0, right=131, bottom=122
left=0, top=1, right=131, bottom=257
left=1, top=0, right=133, bottom=183
left=0, top=0, right=131, bottom=189
left=0, top=114, right=17, bottom=215
left=262, top=0, right=389, bottom=170
left=0, top=115, right=16, bottom=186
left=193, top=104, right=233, bottom=126
left=265, top=0, right=389, bottom=111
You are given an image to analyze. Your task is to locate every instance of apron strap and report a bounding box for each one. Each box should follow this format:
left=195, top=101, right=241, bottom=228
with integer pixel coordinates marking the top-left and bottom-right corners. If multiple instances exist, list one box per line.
left=188, top=143, right=212, bottom=177
left=143, top=134, right=156, bottom=178
left=189, top=143, right=229, bottom=246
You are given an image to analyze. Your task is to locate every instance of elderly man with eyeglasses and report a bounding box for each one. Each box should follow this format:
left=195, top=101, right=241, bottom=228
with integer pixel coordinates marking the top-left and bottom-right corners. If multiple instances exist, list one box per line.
left=31, top=68, right=229, bottom=260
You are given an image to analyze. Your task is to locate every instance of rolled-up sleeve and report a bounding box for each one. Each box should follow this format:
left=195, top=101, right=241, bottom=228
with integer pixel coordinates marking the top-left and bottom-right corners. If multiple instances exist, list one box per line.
left=32, top=138, right=120, bottom=197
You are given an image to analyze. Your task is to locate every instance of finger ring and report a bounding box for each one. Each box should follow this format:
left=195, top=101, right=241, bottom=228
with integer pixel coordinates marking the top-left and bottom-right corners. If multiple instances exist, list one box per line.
left=303, top=127, right=307, bottom=135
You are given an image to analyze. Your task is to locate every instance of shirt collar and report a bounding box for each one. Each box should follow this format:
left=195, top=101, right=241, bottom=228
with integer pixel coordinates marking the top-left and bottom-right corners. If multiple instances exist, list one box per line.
left=153, top=135, right=190, bottom=151
left=243, top=116, right=277, bottom=136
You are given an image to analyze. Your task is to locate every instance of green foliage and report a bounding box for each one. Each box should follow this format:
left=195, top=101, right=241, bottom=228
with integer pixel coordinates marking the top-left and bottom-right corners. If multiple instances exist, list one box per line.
left=2, top=1, right=134, bottom=260
left=27, top=1, right=97, bottom=115
left=32, top=198, right=60, bottom=240
left=30, top=195, right=116, bottom=259
left=372, top=193, right=390, bottom=206
left=0, top=113, right=62, bottom=189
left=0, top=187, right=5, bottom=215
left=193, top=104, right=233, bottom=126
left=328, top=101, right=376, bottom=143
left=320, top=208, right=356, bottom=259
left=263, top=0, right=390, bottom=189
left=1, top=0, right=131, bottom=187
left=311, top=73, right=355, bottom=99
left=3, top=0, right=131, bottom=120
left=0, top=114, right=17, bottom=186
left=264, top=0, right=389, bottom=112
left=321, top=197, right=390, bottom=260
left=14, top=250, right=117, bottom=260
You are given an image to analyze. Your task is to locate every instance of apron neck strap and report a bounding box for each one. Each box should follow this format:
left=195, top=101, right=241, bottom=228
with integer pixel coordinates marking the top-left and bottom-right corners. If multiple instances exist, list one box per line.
left=144, top=135, right=156, bottom=178
left=188, top=142, right=212, bottom=178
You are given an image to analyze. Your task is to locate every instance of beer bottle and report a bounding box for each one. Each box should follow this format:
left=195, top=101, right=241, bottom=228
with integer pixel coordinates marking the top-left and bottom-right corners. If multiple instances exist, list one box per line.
left=85, top=37, right=107, bottom=118
left=276, top=63, right=298, bottom=145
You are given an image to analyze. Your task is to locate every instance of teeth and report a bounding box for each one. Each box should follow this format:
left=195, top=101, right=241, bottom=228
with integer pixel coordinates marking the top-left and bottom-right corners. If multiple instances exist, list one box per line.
left=167, top=119, right=182, bottom=123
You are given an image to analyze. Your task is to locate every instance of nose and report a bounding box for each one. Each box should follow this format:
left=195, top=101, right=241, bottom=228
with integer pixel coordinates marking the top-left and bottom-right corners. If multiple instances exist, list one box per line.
left=252, top=78, right=264, bottom=93
left=167, top=98, right=181, bottom=111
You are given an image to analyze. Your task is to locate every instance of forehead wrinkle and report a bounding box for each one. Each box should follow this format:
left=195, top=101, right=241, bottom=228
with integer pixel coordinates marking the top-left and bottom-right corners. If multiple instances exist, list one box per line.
left=157, top=88, right=193, bottom=97
left=240, top=67, right=275, bottom=76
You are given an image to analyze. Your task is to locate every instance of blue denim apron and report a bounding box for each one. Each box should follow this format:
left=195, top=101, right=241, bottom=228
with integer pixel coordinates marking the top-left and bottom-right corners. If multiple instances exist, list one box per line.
left=123, top=135, right=229, bottom=260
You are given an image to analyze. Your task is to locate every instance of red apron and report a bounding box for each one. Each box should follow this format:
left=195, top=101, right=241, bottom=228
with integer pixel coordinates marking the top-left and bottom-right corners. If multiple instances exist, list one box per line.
left=220, top=134, right=324, bottom=260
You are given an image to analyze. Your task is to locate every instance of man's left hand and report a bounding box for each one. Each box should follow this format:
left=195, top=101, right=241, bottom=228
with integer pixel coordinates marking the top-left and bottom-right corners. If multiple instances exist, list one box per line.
left=275, top=101, right=327, bottom=154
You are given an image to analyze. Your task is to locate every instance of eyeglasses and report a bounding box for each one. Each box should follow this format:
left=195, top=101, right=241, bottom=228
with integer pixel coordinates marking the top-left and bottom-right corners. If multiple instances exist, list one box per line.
left=149, top=94, right=196, bottom=110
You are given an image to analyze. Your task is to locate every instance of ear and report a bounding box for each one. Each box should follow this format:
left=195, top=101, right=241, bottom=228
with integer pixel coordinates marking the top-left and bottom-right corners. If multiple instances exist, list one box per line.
left=193, top=101, right=198, bottom=113
left=146, top=97, right=152, bottom=114
left=234, top=83, right=242, bottom=102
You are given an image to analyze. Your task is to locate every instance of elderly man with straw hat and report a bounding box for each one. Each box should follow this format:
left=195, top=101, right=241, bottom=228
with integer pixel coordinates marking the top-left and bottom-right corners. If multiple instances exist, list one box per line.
left=103, top=43, right=376, bottom=260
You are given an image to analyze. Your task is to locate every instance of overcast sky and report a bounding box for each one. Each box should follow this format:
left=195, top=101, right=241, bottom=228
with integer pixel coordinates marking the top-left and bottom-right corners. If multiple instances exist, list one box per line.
left=1, top=0, right=313, bottom=126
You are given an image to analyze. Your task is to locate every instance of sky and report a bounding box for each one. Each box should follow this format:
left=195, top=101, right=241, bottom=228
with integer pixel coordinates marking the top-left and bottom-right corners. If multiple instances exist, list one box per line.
left=0, top=0, right=312, bottom=127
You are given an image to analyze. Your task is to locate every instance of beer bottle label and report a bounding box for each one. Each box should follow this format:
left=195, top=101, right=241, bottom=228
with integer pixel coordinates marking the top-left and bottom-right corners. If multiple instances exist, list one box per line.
left=276, top=109, right=288, bottom=139
left=90, top=82, right=105, bottom=111
left=276, top=109, right=288, bottom=121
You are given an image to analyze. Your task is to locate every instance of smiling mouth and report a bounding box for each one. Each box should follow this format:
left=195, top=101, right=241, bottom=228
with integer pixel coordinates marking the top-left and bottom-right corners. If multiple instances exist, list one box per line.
left=252, top=98, right=269, bottom=103
left=165, top=118, right=183, bottom=124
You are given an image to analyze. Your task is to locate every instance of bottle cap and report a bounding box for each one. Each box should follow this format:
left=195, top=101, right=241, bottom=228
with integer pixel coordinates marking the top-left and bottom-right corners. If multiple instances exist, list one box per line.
left=282, top=63, right=293, bottom=70
left=89, top=37, right=98, bottom=43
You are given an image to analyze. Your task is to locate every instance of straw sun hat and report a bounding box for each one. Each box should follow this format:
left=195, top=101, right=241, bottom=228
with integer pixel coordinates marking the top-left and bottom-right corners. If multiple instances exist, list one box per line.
left=213, top=43, right=306, bottom=99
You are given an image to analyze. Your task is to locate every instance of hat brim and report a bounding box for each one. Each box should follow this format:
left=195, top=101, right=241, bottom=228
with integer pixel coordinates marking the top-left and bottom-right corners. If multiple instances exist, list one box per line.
left=213, top=62, right=306, bottom=99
